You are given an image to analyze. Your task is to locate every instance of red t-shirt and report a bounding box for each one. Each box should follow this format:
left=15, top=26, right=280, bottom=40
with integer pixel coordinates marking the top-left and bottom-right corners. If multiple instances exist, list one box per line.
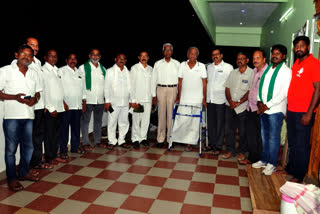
left=288, top=54, right=320, bottom=112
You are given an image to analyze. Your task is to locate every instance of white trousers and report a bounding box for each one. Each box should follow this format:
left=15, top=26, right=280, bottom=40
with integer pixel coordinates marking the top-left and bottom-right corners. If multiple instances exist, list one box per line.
left=108, top=106, right=129, bottom=145
left=131, top=102, right=152, bottom=143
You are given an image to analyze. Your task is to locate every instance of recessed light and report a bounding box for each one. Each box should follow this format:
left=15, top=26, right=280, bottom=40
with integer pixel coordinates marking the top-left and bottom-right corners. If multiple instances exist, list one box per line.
left=240, top=22, right=243, bottom=25
left=241, top=9, right=245, bottom=13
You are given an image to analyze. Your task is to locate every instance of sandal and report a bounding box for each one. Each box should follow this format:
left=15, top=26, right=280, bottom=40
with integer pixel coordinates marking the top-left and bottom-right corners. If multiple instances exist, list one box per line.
left=60, top=152, right=69, bottom=160
left=96, top=143, right=107, bottom=148
left=212, top=149, right=221, bottom=156
left=83, top=144, right=94, bottom=151
left=107, top=144, right=116, bottom=150
left=203, top=146, right=213, bottom=152
left=185, top=145, right=192, bottom=152
left=19, top=172, right=40, bottom=182
left=55, top=157, right=68, bottom=163
left=33, top=162, right=53, bottom=169
left=71, top=148, right=86, bottom=154
left=238, top=159, right=252, bottom=165
left=120, top=143, right=131, bottom=149
left=49, top=159, right=60, bottom=166
left=8, top=180, right=24, bottom=192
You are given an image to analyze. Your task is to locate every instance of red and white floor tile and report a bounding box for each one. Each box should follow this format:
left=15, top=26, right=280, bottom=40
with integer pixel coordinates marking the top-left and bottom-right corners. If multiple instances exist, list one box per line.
left=0, top=144, right=252, bottom=214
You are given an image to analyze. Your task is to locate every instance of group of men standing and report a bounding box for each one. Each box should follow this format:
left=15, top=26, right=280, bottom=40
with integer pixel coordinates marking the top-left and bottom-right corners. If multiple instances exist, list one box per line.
left=205, top=36, right=319, bottom=183
left=0, top=35, right=319, bottom=192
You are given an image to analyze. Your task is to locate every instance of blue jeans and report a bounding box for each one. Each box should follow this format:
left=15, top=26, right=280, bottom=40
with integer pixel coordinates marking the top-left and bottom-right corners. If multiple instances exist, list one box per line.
left=3, top=119, right=34, bottom=182
left=260, top=112, right=284, bottom=166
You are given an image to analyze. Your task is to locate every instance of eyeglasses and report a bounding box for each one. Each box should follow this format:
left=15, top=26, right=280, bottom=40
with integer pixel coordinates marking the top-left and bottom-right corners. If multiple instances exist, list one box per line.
left=237, top=57, right=247, bottom=61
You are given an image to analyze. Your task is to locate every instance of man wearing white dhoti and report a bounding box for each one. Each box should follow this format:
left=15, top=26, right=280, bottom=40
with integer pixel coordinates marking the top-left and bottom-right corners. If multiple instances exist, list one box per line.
left=172, top=47, right=207, bottom=151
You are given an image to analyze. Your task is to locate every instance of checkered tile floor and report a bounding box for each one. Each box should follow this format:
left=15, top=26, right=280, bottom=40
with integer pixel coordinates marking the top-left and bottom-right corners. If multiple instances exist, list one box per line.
left=0, top=143, right=252, bottom=214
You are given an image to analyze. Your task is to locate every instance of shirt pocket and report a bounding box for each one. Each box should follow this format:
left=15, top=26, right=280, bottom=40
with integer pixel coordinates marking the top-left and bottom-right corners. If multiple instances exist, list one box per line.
left=26, top=79, right=36, bottom=96
left=240, top=79, right=250, bottom=91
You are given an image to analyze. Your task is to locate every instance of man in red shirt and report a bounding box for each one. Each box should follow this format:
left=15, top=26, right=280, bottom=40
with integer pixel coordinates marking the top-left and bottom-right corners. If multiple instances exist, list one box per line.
left=286, top=36, right=320, bottom=182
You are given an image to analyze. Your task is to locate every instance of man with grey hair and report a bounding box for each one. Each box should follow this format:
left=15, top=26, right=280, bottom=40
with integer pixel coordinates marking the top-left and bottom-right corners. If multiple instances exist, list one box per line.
left=173, top=47, right=207, bottom=151
left=152, top=43, right=180, bottom=148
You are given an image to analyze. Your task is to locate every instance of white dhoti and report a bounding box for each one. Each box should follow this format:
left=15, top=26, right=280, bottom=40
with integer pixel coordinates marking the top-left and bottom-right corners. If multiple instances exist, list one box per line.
left=170, top=103, right=202, bottom=146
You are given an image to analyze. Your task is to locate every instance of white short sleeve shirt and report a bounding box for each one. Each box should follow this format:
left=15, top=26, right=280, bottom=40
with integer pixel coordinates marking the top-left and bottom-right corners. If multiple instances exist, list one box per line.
left=58, top=65, right=84, bottom=110
left=0, top=63, right=41, bottom=119
left=206, top=60, right=233, bottom=104
left=178, top=61, right=207, bottom=105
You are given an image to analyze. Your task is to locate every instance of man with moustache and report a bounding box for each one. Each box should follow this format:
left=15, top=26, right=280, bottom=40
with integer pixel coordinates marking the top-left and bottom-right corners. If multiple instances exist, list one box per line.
left=173, top=47, right=207, bottom=151
left=58, top=53, right=86, bottom=159
left=11, top=38, right=47, bottom=170
left=130, top=51, right=153, bottom=149
left=240, top=50, right=267, bottom=165
left=152, top=43, right=180, bottom=148
left=223, top=52, right=254, bottom=159
left=42, top=49, right=68, bottom=166
left=252, top=45, right=292, bottom=176
left=104, top=53, right=131, bottom=150
left=205, top=47, right=233, bottom=155
left=0, top=45, right=42, bottom=191
left=284, top=36, right=320, bottom=182
left=79, top=49, right=107, bottom=150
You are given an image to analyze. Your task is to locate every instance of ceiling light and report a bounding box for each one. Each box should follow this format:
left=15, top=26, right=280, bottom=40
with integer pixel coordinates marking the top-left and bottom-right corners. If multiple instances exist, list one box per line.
left=240, top=22, right=243, bottom=25
left=279, top=7, right=293, bottom=22
left=241, top=9, right=245, bottom=13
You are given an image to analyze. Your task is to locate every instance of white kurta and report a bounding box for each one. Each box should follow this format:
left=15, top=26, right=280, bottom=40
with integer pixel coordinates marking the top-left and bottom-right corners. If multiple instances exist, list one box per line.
left=105, top=64, right=131, bottom=145
left=171, top=61, right=207, bottom=145
left=130, top=62, right=153, bottom=142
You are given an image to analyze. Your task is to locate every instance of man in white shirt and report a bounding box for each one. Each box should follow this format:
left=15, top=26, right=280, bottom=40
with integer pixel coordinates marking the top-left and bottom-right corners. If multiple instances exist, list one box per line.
left=252, top=45, right=292, bottom=176
left=42, top=49, right=67, bottom=166
left=21, top=37, right=48, bottom=170
left=172, top=47, right=207, bottom=151
left=79, top=49, right=106, bottom=150
left=152, top=43, right=180, bottom=148
left=104, top=53, right=131, bottom=150
left=59, top=53, right=86, bottom=158
left=130, top=51, right=153, bottom=149
left=0, top=45, right=42, bottom=191
left=223, top=52, right=254, bottom=160
left=206, top=47, right=233, bottom=155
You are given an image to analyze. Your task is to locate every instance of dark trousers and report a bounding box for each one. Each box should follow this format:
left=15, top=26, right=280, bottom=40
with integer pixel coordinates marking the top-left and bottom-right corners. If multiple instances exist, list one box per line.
left=285, top=111, right=315, bottom=180
left=44, top=111, right=62, bottom=163
left=29, top=109, right=46, bottom=168
left=207, top=103, right=225, bottom=150
left=60, top=110, right=82, bottom=153
left=246, top=110, right=262, bottom=163
left=225, top=106, right=247, bottom=154
left=3, top=119, right=33, bottom=182
left=81, top=104, right=104, bottom=145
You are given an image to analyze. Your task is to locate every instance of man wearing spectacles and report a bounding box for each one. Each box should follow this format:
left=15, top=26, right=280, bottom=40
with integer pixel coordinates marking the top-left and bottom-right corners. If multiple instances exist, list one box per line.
left=223, top=52, right=254, bottom=160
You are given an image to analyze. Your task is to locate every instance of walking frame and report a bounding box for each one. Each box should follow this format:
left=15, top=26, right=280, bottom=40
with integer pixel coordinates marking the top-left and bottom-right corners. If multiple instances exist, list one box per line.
left=168, top=103, right=208, bottom=156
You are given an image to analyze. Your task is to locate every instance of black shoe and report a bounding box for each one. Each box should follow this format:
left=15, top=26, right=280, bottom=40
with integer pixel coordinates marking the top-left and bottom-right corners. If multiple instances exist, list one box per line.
left=141, top=140, right=149, bottom=147
left=156, top=143, right=164, bottom=148
left=133, top=141, right=140, bottom=149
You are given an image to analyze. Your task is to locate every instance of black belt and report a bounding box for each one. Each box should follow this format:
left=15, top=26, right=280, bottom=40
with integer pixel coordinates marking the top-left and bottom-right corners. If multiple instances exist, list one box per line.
left=157, top=84, right=177, bottom=87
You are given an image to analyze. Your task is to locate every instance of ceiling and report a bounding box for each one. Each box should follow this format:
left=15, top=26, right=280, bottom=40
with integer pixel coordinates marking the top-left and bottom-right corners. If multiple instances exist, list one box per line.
left=209, top=2, right=279, bottom=27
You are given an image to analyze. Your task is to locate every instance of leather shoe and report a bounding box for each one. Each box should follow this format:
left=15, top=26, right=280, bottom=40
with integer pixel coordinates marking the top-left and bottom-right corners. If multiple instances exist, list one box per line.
left=141, top=140, right=149, bottom=147
left=156, top=143, right=164, bottom=148
left=222, top=152, right=232, bottom=159
left=133, top=141, right=140, bottom=149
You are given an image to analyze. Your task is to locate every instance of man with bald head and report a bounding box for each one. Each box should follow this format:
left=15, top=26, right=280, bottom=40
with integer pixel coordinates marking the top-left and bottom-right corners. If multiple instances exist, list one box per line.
left=152, top=43, right=180, bottom=148
left=172, top=47, right=207, bottom=151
